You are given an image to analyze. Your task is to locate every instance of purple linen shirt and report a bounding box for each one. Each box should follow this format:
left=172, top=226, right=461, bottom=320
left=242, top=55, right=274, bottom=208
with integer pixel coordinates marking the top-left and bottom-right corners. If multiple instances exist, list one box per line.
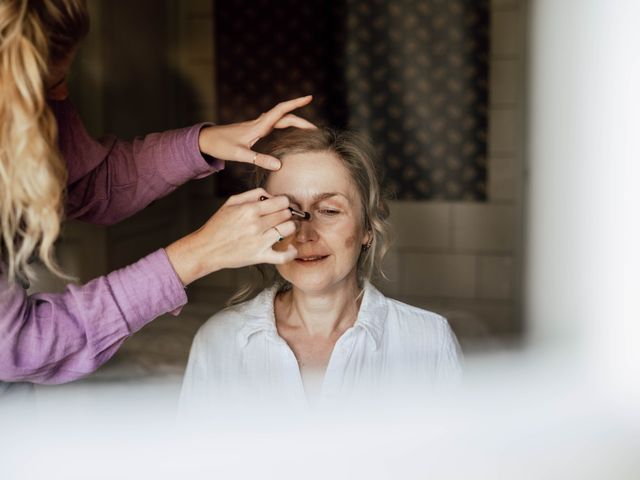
left=0, top=99, right=223, bottom=384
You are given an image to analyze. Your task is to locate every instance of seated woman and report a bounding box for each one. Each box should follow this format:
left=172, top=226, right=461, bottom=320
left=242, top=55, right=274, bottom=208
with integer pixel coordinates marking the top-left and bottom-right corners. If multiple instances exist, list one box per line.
left=179, top=128, right=461, bottom=412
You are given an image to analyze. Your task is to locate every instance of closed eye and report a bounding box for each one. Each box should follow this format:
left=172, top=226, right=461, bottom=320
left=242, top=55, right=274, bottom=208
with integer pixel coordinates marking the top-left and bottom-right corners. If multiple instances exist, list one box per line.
left=318, top=208, right=340, bottom=215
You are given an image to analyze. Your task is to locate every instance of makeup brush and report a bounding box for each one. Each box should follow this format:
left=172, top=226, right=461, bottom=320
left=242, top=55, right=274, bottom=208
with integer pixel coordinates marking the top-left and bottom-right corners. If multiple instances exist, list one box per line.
left=259, top=196, right=311, bottom=220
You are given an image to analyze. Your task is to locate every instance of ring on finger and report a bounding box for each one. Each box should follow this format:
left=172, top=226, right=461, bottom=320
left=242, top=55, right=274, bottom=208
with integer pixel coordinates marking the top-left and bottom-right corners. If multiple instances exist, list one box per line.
left=273, top=226, right=284, bottom=242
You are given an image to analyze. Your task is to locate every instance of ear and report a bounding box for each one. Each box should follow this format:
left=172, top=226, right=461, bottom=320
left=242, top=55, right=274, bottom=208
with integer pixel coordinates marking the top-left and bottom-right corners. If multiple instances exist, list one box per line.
left=362, top=230, right=373, bottom=250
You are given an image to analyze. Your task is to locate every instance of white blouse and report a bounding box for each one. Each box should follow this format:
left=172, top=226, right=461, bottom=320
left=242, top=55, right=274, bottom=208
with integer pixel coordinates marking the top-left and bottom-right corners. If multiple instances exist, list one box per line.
left=179, top=282, right=462, bottom=414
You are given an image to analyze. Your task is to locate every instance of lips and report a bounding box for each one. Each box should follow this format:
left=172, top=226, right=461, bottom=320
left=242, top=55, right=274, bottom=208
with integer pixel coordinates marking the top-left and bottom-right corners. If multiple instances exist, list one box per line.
left=294, top=255, right=329, bottom=263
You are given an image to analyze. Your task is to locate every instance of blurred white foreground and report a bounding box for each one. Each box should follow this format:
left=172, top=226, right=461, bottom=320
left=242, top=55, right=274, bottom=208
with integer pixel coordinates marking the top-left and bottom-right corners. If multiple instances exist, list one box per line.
left=1, top=350, right=638, bottom=480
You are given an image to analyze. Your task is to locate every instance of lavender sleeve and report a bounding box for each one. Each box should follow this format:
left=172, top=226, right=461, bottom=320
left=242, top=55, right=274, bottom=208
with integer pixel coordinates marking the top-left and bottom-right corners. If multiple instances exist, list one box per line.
left=0, top=100, right=223, bottom=384
left=52, top=99, right=224, bottom=224
left=0, top=250, right=186, bottom=384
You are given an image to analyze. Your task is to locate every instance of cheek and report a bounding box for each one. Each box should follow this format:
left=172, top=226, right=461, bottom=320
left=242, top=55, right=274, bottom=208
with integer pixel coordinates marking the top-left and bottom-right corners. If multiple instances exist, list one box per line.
left=344, top=235, right=356, bottom=249
left=339, top=223, right=364, bottom=255
left=342, top=216, right=364, bottom=249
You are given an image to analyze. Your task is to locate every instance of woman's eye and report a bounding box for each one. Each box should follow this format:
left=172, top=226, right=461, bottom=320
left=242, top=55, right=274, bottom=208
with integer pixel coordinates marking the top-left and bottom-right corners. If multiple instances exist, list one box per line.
left=318, top=208, right=340, bottom=216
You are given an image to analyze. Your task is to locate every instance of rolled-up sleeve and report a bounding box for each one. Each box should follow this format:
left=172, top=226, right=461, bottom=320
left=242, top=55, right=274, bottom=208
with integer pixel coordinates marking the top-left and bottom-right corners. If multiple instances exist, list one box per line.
left=0, top=249, right=186, bottom=384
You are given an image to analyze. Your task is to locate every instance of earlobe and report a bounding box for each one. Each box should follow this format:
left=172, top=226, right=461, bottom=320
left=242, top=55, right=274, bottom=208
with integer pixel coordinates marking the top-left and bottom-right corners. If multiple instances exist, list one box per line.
left=362, top=231, right=373, bottom=251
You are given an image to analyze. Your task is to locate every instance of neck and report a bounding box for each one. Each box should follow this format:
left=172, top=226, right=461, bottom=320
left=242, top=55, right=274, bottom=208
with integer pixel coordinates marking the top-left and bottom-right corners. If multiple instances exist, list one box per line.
left=278, top=274, right=363, bottom=338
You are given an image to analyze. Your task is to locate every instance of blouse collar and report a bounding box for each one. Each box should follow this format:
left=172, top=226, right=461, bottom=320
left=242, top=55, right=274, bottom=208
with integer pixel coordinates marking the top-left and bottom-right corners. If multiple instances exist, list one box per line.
left=236, top=281, right=388, bottom=351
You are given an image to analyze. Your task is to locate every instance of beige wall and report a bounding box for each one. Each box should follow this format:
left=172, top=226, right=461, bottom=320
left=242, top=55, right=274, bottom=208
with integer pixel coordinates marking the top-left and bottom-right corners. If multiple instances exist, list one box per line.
left=43, top=0, right=527, bottom=350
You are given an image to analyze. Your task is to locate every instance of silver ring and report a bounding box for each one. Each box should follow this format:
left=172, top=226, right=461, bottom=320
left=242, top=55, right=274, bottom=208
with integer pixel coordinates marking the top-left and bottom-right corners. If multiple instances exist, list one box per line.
left=273, top=226, right=284, bottom=242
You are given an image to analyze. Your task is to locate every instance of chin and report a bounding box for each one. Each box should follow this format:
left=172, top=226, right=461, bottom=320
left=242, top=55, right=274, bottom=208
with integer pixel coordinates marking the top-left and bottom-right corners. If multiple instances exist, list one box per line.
left=281, top=272, right=334, bottom=293
left=277, top=265, right=358, bottom=295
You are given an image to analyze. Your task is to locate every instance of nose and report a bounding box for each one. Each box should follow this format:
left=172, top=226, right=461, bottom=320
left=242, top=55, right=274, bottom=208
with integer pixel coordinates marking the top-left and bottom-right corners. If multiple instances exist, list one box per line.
left=294, top=218, right=318, bottom=243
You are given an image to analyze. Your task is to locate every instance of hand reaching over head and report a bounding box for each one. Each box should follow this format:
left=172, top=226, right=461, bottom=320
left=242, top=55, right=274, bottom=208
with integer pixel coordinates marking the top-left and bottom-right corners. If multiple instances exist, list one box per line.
left=198, top=96, right=316, bottom=171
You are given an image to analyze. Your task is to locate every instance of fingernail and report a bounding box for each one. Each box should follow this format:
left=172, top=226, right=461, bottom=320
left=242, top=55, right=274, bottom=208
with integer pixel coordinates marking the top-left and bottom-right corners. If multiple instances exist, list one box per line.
left=270, top=160, right=281, bottom=170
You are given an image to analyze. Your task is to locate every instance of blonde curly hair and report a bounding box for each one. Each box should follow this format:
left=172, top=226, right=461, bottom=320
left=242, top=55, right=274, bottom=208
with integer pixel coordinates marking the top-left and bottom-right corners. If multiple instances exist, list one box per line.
left=0, top=0, right=88, bottom=284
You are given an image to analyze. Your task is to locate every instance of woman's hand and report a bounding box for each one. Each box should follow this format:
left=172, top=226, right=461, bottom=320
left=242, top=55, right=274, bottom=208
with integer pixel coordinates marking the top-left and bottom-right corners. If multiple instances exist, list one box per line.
left=198, top=96, right=316, bottom=170
left=165, top=188, right=297, bottom=286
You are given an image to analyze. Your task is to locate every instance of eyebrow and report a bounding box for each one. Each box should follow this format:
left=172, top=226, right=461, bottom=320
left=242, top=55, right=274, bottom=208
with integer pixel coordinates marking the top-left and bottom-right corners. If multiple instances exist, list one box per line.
left=284, top=192, right=350, bottom=206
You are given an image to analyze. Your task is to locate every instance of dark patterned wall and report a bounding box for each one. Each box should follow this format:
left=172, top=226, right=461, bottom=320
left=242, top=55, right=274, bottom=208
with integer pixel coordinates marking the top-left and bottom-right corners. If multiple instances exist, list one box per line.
left=215, top=0, right=489, bottom=200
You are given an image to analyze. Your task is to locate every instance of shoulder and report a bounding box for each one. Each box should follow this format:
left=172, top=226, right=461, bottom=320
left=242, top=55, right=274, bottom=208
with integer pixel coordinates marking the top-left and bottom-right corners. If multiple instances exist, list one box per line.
left=385, top=296, right=449, bottom=329
left=382, top=296, right=459, bottom=349
left=194, top=305, right=243, bottom=342
left=363, top=283, right=455, bottom=342
left=191, top=288, right=275, bottom=350
left=194, top=298, right=255, bottom=342
left=382, top=297, right=463, bottom=376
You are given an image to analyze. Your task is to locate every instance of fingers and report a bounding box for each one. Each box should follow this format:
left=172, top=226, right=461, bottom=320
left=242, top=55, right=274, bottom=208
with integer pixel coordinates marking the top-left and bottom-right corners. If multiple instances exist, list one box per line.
left=258, top=95, right=313, bottom=135
left=260, top=208, right=292, bottom=231
left=271, top=95, right=313, bottom=117
left=232, top=147, right=282, bottom=170
left=225, top=187, right=270, bottom=206
left=268, top=219, right=296, bottom=240
left=262, top=244, right=298, bottom=265
left=205, top=96, right=312, bottom=168
left=273, top=113, right=317, bottom=130
left=257, top=195, right=290, bottom=216
left=253, top=152, right=282, bottom=171
left=225, top=189, right=291, bottom=224
left=230, top=143, right=282, bottom=171
left=263, top=214, right=296, bottom=252
left=229, top=96, right=314, bottom=169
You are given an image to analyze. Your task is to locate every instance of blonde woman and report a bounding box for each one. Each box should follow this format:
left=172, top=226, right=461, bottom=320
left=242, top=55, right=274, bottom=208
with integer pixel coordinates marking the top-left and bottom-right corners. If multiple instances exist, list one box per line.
left=0, top=0, right=314, bottom=384
left=179, top=128, right=461, bottom=412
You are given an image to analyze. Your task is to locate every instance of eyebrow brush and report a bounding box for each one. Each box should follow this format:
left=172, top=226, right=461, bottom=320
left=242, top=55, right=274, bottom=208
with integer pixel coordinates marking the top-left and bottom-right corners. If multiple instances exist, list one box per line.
left=259, top=196, right=311, bottom=220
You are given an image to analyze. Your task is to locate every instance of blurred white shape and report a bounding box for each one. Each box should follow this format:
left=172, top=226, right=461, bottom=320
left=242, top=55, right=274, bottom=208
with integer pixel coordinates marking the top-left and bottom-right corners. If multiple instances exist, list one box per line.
left=525, top=0, right=640, bottom=402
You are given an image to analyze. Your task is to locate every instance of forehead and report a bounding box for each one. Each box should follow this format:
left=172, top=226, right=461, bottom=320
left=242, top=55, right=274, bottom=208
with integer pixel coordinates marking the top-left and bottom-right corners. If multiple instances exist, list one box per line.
left=266, top=150, right=357, bottom=201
